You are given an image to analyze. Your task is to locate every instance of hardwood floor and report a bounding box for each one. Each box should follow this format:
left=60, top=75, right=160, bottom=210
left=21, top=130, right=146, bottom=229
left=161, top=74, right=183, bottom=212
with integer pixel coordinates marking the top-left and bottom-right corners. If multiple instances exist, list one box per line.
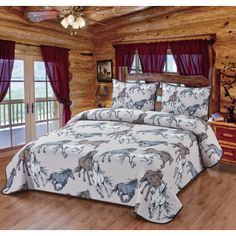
left=0, top=155, right=236, bottom=230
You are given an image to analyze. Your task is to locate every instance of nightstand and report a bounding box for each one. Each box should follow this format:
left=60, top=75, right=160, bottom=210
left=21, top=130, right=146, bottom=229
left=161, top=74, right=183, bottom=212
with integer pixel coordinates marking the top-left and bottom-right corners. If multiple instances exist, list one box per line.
left=208, top=119, right=236, bottom=163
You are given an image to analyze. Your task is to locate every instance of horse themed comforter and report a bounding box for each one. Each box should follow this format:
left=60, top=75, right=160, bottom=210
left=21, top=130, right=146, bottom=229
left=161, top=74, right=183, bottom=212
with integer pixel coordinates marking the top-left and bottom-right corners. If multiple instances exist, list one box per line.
left=2, top=108, right=222, bottom=223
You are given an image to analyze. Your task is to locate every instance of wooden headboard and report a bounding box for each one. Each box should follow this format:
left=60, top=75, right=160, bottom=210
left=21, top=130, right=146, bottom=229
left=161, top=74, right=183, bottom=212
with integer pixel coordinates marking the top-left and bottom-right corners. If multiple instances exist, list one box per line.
left=118, top=66, right=219, bottom=114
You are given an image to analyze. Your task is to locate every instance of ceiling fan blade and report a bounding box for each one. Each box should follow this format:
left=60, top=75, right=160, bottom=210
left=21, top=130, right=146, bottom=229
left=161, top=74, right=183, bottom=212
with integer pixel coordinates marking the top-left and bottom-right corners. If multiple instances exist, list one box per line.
left=83, top=15, right=108, bottom=26
left=25, top=10, right=59, bottom=23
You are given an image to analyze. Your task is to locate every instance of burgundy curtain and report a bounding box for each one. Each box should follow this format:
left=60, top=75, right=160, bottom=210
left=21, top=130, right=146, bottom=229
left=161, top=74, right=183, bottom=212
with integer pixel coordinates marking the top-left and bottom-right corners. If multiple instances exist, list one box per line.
left=137, top=42, right=168, bottom=73
left=169, top=39, right=210, bottom=78
left=40, top=45, right=71, bottom=125
left=114, top=44, right=137, bottom=79
left=0, top=40, right=15, bottom=102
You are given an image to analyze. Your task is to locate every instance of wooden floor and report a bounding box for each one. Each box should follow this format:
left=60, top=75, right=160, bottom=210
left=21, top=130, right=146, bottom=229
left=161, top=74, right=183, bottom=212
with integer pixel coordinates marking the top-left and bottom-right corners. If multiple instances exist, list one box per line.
left=0, top=155, right=236, bottom=230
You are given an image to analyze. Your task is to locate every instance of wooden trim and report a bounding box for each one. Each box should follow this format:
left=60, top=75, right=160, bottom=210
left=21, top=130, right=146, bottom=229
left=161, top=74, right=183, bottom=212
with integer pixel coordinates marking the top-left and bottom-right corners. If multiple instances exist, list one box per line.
left=119, top=66, right=209, bottom=87
left=112, top=33, right=216, bottom=47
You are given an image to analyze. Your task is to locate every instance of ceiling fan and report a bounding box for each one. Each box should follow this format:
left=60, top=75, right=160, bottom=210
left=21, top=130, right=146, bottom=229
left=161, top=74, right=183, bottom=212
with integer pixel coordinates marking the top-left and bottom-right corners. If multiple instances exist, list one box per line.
left=24, top=6, right=108, bottom=35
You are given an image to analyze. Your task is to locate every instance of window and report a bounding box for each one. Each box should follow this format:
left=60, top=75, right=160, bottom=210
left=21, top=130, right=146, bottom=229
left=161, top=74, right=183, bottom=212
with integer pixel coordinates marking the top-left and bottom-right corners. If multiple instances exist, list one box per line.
left=0, top=56, right=62, bottom=150
left=34, top=61, right=61, bottom=139
left=163, top=49, right=177, bottom=73
left=130, top=51, right=143, bottom=74
left=130, top=49, right=177, bottom=74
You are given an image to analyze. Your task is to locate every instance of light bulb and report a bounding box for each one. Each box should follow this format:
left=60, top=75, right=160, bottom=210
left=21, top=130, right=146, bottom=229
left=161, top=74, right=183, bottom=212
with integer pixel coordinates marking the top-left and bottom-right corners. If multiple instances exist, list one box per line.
left=61, top=17, right=69, bottom=28
left=67, top=14, right=74, bottom=25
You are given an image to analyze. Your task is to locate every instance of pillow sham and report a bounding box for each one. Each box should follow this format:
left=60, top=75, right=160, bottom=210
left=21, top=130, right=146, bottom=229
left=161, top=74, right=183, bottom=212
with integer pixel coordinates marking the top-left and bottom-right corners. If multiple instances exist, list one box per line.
left=112, top=79, right=157, bottom=111
left=161, top=83, right=210, bottom=120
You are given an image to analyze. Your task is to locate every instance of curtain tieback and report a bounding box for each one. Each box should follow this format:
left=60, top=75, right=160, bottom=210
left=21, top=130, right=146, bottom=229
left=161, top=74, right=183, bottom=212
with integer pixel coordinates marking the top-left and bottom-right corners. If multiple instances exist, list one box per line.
left=63, top=100, right=72, bottom=107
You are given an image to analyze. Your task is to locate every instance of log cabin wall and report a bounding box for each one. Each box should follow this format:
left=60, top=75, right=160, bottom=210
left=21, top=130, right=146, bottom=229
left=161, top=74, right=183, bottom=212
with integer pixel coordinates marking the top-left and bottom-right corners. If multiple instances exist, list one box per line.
left=0, top=7, right=97, bottom=116
left=94, top=6, right=236, bottom=113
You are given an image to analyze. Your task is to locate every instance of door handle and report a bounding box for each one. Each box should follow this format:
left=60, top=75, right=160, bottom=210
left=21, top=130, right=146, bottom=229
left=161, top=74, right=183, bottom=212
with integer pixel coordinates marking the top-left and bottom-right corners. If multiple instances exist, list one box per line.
left=26, top=103, right=29, bottom=114
left=32, top=103, right=35, bottom=114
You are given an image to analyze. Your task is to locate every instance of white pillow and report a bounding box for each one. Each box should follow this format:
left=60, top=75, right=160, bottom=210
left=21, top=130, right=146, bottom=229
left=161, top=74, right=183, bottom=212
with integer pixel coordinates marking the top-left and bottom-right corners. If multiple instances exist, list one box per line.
left=161, top=83, right=210, bottom=120
left=112, top=79, right=157, bottom=111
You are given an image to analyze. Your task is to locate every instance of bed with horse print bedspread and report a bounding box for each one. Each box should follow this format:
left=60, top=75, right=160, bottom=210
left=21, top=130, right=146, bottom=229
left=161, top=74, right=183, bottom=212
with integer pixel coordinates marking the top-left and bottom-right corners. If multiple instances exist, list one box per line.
left=2, top=108, right=222, bottom=223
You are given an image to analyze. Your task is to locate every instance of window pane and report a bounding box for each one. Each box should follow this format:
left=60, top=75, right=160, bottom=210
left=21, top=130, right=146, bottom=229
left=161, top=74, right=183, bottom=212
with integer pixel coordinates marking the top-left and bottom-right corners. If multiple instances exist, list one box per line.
left=0, top=127, right=11, bottom=149
left=131, top=55, right=136, bottom=70
left=34, top=61, right=47, bottom=81
left=166, top=54, right=177, bottom=73
left=48, top=83, right=55, bottom=99
left=3, top=89, right=9, bottom=101
left=11, top=102, right=25, bottom=125
left=35, top=82, right=46, bottom=99
left=48, top=100, right=59, bottom=119
left=11, top=60, right=24, bottom=81
left=36, top=122, right=47, bottom=139
left=49, top=120, right=60, bottom=132
left=11, top=82, right=24, bottom=100
left=12, top=125, right=26, bottom=146
left=0, top=103, right=10, bottom=126
left=35, top=101, right=47, bottom=121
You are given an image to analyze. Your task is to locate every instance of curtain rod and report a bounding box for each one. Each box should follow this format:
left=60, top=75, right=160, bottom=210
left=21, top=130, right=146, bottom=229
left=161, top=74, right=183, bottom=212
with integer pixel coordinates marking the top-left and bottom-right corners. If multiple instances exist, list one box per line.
left=15, top=41, right=71, bottom=51
left=112, top=33, right=216, bottom=47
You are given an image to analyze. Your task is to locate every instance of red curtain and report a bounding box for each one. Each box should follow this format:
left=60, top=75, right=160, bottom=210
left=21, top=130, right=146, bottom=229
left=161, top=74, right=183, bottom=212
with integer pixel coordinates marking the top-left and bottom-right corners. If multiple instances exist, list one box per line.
left=0, top=40, right=15, bottom=102
left=137, top=42, right=168, bottom=73
left=169, top=39, right=210, bottom=78
left=40, top=45, right=71, bottom=125
left=114, top=44, right=137, bottom=79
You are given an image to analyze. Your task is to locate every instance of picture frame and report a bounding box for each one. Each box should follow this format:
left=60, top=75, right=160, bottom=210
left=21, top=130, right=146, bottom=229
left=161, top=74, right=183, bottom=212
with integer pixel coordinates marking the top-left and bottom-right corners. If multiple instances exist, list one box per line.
left=97, top=60, right=113, bottom=82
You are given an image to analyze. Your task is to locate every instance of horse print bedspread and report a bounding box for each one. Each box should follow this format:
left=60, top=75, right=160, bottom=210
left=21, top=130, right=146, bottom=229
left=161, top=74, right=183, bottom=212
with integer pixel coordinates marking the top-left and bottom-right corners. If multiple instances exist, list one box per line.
left=2, top=108, right=222, bottom=223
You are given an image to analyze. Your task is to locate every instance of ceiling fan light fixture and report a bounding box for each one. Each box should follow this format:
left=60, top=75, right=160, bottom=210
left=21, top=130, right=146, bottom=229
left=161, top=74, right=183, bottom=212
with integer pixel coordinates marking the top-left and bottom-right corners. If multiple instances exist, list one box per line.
left=72, top=16, right=86, bottom=29
left=67, top=14, right=75, bottom=25
left=61, top=17, right=69, bottom=28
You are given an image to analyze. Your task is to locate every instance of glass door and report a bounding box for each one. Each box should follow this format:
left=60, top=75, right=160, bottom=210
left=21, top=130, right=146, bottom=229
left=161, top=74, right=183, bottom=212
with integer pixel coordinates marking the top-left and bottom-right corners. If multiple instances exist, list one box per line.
left=0, top=59, right=27, bottom=149
left=0, top=56, right=62, bottom=151
left=33, top=60, right=61, bottom=139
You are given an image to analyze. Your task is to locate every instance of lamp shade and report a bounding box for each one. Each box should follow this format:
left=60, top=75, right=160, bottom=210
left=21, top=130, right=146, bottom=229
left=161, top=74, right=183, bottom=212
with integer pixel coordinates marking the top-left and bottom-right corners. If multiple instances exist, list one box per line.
left=96, top=84, right=109, bottom=97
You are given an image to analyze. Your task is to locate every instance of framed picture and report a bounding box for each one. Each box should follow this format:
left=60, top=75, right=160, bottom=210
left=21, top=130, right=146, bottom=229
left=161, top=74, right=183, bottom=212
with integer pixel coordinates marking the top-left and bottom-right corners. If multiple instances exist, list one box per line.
left=97, top=60, right=113, bottom=82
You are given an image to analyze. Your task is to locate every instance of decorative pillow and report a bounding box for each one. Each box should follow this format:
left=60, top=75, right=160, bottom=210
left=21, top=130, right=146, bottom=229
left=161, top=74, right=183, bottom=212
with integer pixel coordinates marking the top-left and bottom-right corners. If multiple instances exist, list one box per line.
left=112, top=79, right=157, bottom=111
left=161, top=83, right=211, bottom=120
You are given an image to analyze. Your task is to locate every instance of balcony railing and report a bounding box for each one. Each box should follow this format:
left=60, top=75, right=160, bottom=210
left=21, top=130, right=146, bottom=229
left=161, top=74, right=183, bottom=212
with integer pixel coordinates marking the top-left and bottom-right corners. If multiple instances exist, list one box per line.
left=0, top=99, right=59, bottom=128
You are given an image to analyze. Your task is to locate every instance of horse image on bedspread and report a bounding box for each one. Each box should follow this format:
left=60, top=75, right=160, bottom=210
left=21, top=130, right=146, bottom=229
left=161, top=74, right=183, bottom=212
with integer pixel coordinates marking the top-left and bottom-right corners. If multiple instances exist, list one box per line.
left=172, top=143, right=190, bottom=161
left=91, top=161, right=112, bottom=199
left=139, top=169, right=163, bottom=201
left=174, top=159, right=186, bottom=189
left=186, top=161, right=198, bottom=178
left=110, top=179, right=138, bottom=203
left=133, top=99, right=148, bottom=109
left=16, top=142, right=35, bottom=176
left=205, top=144, right=223, bottom=159
left=46, top=168, right=75, bottom=191
left=77, top=140, right=109, bottom=149
left=77, top=190, right=91, bottom=199
left=74, top=150, right=97, bottom=185
left=184, top=104, right=201, bottom=116
left=107, top=130, right=137, bottom=144
left=137, top=129, right=168, bottom=138
left=3, top=168, right=16, bottom=193
left=100, top=148, right=137, bottom=168
left=136, top=140, right=168, bottom=147
left=148, top=182, right=171, bottom=220
left=141, top=149, right=173, bottom=168
left=149, top=114, right=180, bottom=127
left=37, top=140, right=72, bottom=158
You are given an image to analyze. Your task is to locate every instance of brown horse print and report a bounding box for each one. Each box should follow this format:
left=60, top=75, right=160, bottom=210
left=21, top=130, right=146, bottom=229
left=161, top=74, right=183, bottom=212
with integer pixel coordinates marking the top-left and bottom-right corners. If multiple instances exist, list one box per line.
left=139, top=169, right=164, bottom=201
left=74, top=150, right=97, bottom=185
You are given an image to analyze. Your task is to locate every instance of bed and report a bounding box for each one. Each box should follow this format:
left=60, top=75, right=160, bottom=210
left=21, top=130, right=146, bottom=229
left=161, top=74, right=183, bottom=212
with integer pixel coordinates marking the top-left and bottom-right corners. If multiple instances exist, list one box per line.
left=2, top=68, right=222, bottom=224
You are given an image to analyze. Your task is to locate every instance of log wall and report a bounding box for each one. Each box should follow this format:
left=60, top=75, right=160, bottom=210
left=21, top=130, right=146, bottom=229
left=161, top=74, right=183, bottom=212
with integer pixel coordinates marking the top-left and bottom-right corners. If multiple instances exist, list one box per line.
left=94, top=6, right=236, bottom=113
left=0, top=7, right=97, bottom=116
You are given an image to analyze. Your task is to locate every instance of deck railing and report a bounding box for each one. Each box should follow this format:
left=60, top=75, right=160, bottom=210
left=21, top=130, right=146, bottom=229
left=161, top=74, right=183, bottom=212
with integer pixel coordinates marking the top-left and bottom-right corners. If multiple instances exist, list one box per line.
left=0, top=99, right=58, bottom=128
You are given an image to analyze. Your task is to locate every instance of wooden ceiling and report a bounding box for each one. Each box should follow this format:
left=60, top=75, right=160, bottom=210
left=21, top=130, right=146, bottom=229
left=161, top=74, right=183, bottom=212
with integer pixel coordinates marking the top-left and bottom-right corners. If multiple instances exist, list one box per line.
left=8, top=6, right=150, bottom=25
